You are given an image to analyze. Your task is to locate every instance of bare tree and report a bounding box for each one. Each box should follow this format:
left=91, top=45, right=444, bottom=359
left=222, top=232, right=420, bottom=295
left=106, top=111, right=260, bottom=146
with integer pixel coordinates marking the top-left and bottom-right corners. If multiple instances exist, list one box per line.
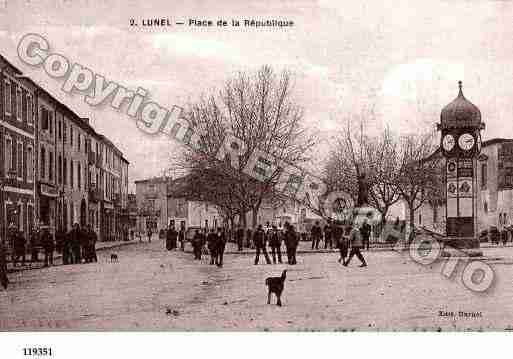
left=395, top=132, right=442, bottom=233
left=176, top=65, right=316, bottom=228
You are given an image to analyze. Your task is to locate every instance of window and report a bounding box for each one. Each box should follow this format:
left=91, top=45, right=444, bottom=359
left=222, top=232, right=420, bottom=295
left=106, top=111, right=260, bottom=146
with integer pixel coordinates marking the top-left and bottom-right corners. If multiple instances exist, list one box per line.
left=17, top=141, right=23, bottom=179
left=433, top=205, right=438, bottom=224
left=418, top=213, right=422, bottom=225
left=49, top=111, right=53, bottom=134
left=78, top=133, right=81, bottom=151
left=41, top=107, right=49, bottom=131
left=63, top=123, right=67, bottom=143
left=4, top=137, right=12, bottom=173
left=49, top=151, right=53, bottom=182
left=77, top=163, right=81, bottom=189
left=26, top=146, right=34, bottom=182
left=58, top=155, right=62, bottom=184
left=484, top=201, right=488, bottom=213
left=4, top=80, right=11, bottom=114
left=16, top=87, right=22, bottom=121
left=70, top=160, right=74, bottom=188
left=70, top=126, right=73, bottom=146
left=63, top=158, right=67, bottom=185
left=58, top=120, right=62, bottom=140
left=481, top=163, right=487, bottom=189
left=27, top=94, right=33, bottom=126
left=22, top=90, right=27, bottom=122
left=40, top=147, right=46, bottom=179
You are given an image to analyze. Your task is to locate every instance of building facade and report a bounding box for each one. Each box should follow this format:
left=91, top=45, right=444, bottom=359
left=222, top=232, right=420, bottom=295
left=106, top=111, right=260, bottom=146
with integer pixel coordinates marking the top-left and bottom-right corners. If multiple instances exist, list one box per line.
left=1, top=54, right=129, bottom=245
left=0, top=56, right=37, bottom=240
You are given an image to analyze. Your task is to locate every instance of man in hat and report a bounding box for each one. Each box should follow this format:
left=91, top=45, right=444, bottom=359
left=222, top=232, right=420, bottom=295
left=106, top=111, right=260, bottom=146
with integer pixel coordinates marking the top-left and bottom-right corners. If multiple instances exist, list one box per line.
left=69, top=223, right=82, bottom=264
left=269, top=225, right=282, bottom=264
left=311, top=221, right=322, bottom=250
left=253, top=224, right=271, bottom=265
left=12, top=229, right=26, bottom=267
left=41, top=227, right=54, bottom=267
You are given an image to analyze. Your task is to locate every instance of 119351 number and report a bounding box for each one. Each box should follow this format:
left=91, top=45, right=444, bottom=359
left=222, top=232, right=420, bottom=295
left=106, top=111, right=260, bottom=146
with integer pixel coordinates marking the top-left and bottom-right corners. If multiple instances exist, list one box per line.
left=23, top=348, right=53, bottom=356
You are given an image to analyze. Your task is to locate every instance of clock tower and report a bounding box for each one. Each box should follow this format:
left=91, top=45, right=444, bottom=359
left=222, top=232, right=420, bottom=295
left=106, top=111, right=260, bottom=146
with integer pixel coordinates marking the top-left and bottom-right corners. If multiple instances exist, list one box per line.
left=437, top=81, right=485, bottom=249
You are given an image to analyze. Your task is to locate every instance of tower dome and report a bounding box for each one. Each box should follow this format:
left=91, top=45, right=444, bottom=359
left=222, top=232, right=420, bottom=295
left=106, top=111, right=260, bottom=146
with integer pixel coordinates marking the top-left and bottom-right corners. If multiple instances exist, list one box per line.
left=440, top=81, right=481, bottom=128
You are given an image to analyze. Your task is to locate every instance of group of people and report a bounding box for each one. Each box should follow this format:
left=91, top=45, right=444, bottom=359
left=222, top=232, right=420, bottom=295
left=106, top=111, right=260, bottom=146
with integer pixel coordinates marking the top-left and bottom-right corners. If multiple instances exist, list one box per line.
left=188, top=227, right=227, bottom=267
left=310, top=219, right=371, bottom=251
left=9, top=223, right=98, bottom=268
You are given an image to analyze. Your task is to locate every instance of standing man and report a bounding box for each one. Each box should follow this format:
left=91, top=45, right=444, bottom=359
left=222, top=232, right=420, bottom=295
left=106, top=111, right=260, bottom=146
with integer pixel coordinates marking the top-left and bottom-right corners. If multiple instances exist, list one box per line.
left=269, top=225, right=282, bottom=264
left=216, top=228, right=227, bottom=267
left=360, top=218, right=371, bottom=251
left=70, top=223, right=82, bottom=264
left=166, top=224, right=178, bottom=251
left=253, top=225, right=271, bottom=265
left=61, top=227, right=72, bottom=265
left=311, top=221, right=322, bottom=250
left=41, top=228, right=54, bottom=267
left=88, top=225, right=98, bottom=263
left=30, top=227, right=40, bottom=264
left=284, top=222, right=298, bottom=265
left=207, top=228, right=218, bottom=265
left=324, top=222, right=333, bottom=250
left=337, top=225, right=350, bottom=264
left=236, top=225, right=244, bottom=252
left=12, top=229, right=26, bottom=267
left=343, top=224, right=367, bottom=267
left=147, top=226, right=153, bottom=243
left=246, top=228, right=252, bottom=249
left=178, top=226, right=186, bottom=251
left=192, top=229, right=204, bottom=260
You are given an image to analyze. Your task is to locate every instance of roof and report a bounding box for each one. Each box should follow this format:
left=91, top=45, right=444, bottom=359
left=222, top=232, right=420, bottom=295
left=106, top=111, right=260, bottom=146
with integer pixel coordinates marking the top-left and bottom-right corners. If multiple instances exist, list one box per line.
left=134, top=176, right=172, bottom=184
left=440, top=81, right=482, bottom=128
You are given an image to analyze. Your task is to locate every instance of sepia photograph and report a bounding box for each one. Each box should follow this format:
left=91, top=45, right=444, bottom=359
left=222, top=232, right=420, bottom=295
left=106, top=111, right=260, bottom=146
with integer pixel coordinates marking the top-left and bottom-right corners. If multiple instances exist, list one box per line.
left=1, top=2, right=513, bottom=352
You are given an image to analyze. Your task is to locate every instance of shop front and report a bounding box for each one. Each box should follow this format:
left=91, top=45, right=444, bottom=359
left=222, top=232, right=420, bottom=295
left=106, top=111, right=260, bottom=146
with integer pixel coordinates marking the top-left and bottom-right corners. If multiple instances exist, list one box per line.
left=39, top=183, right=57, bottom=231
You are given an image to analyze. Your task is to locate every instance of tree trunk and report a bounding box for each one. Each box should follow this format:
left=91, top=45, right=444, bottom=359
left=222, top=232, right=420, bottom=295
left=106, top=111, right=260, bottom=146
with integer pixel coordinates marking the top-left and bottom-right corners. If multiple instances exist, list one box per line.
left=240, top=205, right=247, bottom=228
left=251, top=207, right=259, bottom=228
left=409, top=202, right=415, bottom=241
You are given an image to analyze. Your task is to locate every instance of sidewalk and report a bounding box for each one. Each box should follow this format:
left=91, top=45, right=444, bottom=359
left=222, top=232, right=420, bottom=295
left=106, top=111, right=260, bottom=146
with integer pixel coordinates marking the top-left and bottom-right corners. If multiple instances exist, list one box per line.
left=6, top=239, right=139, bottom=273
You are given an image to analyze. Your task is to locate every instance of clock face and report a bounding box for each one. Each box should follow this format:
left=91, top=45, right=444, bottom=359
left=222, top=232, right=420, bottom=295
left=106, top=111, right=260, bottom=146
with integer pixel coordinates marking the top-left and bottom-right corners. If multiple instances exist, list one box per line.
left=442, top=134, right=455, bottom=151
left=458, top=133, right=475, bottom=151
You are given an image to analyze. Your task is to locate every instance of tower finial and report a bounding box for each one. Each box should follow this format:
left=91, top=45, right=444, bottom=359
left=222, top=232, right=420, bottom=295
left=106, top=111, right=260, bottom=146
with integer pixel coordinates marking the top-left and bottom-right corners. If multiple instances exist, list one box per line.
left=458, top=81, right=463, bottom=96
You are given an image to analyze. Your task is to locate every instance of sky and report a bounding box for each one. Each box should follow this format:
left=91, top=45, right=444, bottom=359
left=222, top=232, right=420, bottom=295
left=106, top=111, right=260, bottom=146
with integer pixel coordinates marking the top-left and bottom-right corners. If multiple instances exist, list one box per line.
left=1, top=0, right=512, bottom=192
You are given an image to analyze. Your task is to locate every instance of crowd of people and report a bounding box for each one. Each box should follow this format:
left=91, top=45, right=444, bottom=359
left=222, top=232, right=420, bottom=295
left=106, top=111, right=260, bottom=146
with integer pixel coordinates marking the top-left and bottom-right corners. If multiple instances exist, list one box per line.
left=8, top=222, right=98, bottom=268
left=153, top=218, right=371, bottom=268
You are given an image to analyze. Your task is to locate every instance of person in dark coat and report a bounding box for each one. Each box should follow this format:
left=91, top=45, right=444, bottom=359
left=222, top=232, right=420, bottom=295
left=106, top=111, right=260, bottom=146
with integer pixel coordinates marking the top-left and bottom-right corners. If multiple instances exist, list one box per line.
left=360, top=219, right=371, bottom=251
left=216, top=228, right=227, bottom=267
left=337, top=225, right=350, bottom=264
left=30, top=227, right=40, bottom=263
left=86, top=225, right=98, bottom=263
left=192, top=229, right=204, bottom=260
left=246, top=228, right=252, bottom=248
left=207, top=228, right=218, bottom=265
left=55, top=228, right=68, bottom=264
left=269, top=225, right=282, bottom=264
left=311, top=221, right=322, bottom=250
left=69, top=223, right=82, bottom=264
left=178, top=227, right=185, bottom=251
left=253, top=225, right=271, bottom=265
left=284, top=223, right=299, bottom=265
left=41, top=228, right=54, bottom=267
left=343, top=224, right=367, bottom=267
left=79, top=225, right=89, bottom=263
left=324, top=223, right=333, bottom=250
left=147, top=227, right=152, bottom=243
left=61, top=228, right=72, bottom=265
left=166, top=225, right=178, bottom=251
left=236, top=225, right=244, bottom=252
left=12, top=229, right=26, bottom=267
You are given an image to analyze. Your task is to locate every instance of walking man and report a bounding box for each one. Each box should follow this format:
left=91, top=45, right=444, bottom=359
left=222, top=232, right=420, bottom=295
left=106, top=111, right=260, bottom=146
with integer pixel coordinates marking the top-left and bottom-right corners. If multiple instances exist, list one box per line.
left=30, top=227, right=40, bottom=264
left=343, top=223, right=367, bottom=267
left=70, top=223, right=82, bottom=264
left=360, top=218, right=371, bottom=251
left=253, top=225, right=271, bottom=265
left=311, top=221, right=322, bottom=250
left=269, top=225, right=282, bottom=264
left=337, top=225, right=350, bottom=264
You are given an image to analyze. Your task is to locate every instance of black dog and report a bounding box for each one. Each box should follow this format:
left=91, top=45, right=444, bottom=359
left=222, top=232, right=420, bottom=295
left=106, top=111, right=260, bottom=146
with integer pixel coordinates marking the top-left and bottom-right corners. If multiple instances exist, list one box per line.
left=110, top=253, right=118, bottom=263
left=265, top=270, right=287, bottom=306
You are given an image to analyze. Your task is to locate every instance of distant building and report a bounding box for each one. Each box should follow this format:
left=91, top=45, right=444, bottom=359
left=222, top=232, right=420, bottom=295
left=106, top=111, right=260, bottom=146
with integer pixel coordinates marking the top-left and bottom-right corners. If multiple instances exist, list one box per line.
left=135, top=176, right=171, bottom=233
